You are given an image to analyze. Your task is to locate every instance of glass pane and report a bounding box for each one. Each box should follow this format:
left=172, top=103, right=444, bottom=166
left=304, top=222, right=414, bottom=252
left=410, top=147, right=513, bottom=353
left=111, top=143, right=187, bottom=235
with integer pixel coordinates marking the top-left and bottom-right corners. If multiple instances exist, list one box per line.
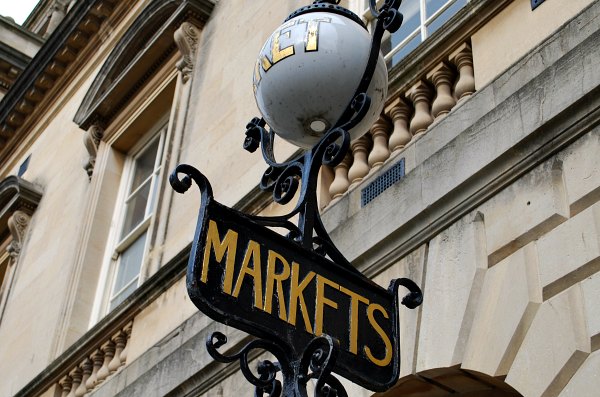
left=130, top=138, right=160, bottom=191
left=428, top=0, right=467, bottom=34
left=387, top=34, right=421, bottom=68
left=110, top=231, right=147, bottom=308
left=426, top=0, right=449, bottom=17
left=387, top=1, right=421, bottom=66
left=109, top=280, right=138, bottom=310
left=121, top=180, right=151, bottom=238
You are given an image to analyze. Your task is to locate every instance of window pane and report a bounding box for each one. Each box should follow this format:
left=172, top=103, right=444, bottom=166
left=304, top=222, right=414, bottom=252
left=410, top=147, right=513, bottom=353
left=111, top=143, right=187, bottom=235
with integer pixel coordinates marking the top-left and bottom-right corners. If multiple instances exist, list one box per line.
left=110, top=231, right=147, bottom=308
left=130, top=138, right=160, bottom=191
left=387, top=34, right=421, bottom=68
left=387, top=1, right=421, bottom=66
left=121, top=180, right=151, bottom=238
left=428, top=0, right=467, bottom=34
left=426, top=0, right=449, bottom=17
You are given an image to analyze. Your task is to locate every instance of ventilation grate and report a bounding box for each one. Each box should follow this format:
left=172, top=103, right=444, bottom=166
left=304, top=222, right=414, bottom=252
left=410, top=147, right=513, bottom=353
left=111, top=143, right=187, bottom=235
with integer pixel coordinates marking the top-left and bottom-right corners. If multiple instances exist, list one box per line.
left=361, top=158, right=405, bottom=207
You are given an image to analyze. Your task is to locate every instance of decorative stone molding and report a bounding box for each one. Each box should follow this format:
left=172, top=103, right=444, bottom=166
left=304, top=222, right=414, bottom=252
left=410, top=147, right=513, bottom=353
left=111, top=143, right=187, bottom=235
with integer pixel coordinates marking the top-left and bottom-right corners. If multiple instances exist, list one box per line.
left=320, top=40, right=476, bottom=208
left=44, top=0, right=70, bottom=39
left=174, top=22, right=201, bottom=83
left=82, top=124, right=104, bottom=179
left=0, top=0, right=119, bottom=163
left=73, top=0, right=214, bottom=131
left=51, top=321, right=133, bottom=397
left=7, top=211, right=31, bottom=260
left=0, top=176, right=42, bottom=262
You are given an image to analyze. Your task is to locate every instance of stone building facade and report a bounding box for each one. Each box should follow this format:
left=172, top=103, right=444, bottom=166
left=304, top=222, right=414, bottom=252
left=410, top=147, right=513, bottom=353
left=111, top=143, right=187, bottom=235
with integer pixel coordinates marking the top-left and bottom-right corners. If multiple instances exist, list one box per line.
left=0, top=0, right=598, bottom=396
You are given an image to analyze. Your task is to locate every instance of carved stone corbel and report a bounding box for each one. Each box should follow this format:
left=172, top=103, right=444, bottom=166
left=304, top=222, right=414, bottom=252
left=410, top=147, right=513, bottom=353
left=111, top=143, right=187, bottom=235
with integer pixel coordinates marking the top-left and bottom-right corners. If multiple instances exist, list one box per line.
left=83, top=124, right=104, bottom=179
left=174, top=22, right=201, bottom=83
left=7, top=210, right=31, bottom=261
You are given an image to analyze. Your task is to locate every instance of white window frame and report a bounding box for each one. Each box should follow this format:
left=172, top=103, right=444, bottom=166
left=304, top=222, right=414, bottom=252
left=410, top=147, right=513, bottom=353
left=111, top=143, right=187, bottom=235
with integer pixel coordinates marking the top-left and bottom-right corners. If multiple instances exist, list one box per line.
left=91, top=115, right=168, bottom=318
left=360, top=0, right=469, bottom=66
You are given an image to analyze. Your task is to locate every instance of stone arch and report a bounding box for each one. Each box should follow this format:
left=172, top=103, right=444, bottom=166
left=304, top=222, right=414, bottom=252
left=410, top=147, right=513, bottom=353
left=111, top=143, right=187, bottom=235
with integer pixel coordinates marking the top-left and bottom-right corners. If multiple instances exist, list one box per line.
left=378, top=367, right=523, bottom=396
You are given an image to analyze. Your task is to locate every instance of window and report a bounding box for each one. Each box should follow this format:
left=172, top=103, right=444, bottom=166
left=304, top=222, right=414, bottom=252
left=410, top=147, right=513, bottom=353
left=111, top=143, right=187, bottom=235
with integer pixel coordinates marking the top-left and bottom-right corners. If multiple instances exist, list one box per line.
left=363, top=0, right=468, bottom=67
left=106, top=123, right=167, bottom=311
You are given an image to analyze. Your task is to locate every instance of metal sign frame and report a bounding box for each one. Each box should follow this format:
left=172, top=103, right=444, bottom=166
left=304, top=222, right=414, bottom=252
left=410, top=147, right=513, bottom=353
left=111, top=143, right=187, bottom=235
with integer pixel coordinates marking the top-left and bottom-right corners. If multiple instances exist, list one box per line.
left=170, top=1, right=423, bottom=395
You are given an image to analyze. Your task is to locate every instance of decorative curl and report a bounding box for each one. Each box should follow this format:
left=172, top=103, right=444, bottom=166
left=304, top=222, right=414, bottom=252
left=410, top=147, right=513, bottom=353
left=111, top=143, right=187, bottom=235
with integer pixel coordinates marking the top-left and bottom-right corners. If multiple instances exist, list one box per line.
left=260, top=166, right=283, bottom=191
left=169, top=164, right=213, bottom=198
left=382, top=8, right=403, bottom=33
left=298, top=336, right=348, bottom=397
left=273, top=163, right=302, bottom=205
left=318, top=128, right=350, bottom=168
left=388, top=278, right=423, bottom=309
left=244, top=117, right=265, bottom=153
left=207, top=332, right=288, bottom=392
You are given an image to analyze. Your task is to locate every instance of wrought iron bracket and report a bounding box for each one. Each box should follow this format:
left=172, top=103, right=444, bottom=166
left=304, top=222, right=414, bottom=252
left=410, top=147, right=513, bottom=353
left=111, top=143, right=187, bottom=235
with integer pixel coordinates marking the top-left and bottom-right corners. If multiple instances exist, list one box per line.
left=243, top=0, right=404, bottom=270
left=169, top=1, right=423, bottom=395
left=207, top=332, right=347, bottom=397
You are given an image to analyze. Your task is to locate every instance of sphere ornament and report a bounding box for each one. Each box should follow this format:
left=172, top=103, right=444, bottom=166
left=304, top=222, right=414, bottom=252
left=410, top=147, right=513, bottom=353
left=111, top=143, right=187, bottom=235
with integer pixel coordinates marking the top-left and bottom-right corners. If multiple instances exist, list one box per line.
left=253, top=7, right=388, bottom=149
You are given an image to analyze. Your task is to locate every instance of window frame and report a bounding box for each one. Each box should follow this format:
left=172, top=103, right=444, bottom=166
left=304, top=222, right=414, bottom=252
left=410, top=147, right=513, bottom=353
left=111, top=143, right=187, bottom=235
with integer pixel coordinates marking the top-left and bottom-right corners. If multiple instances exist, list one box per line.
left=360, top=0, right=469, bottom=67
left=99, top=115, right=169, bottom=315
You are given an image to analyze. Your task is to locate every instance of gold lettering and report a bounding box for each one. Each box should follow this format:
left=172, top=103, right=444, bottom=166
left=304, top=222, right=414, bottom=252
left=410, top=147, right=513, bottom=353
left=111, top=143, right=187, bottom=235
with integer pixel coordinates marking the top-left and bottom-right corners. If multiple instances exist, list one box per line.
left=288, top=262, right=315, bottom=334
left=271, top=29, right=295, bottom=64
left=201, top=220, right=238, bottom=293
left=364, top=303, right=393, bottom=367
left=253, top=59, right=262, bottom=92
left=339, top=286, right=369, bottom=355
left=232, top=240, right=263, bottom=310
left=264, top=250, right=291, bottom=321
left=315, top=275, right=339, bottom=336
left=303, top=18, right=330, bottom=52
left=261, top=54, right=273, bottom=72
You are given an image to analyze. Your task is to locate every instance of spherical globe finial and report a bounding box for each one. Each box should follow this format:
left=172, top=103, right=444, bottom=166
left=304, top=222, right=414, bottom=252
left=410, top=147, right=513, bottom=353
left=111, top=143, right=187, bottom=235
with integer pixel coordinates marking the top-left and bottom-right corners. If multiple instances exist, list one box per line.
left=253, top=5, right=388, bottom=149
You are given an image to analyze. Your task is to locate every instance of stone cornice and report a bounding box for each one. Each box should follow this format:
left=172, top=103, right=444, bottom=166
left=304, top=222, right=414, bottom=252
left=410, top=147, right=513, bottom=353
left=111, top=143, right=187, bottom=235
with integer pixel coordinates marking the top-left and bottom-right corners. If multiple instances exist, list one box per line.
left=0, top=176, right=43, bottom=239
left=0, top=0, right=120, bottom=163
left=0, top=176, right=43, bottom=214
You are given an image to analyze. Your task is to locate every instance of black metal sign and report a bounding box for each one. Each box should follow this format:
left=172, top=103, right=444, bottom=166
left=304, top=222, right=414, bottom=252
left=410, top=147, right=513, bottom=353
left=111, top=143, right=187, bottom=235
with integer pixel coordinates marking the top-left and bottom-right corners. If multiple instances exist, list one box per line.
left=171, top=165, right=421, bottom=393
left=170, top=2, right=423, bottom=395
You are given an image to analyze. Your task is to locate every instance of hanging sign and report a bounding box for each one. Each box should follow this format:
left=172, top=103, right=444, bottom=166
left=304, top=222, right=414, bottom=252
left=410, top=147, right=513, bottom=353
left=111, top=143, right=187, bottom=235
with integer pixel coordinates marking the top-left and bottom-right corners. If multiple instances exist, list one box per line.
left=172, top=165, right=420, bottom=391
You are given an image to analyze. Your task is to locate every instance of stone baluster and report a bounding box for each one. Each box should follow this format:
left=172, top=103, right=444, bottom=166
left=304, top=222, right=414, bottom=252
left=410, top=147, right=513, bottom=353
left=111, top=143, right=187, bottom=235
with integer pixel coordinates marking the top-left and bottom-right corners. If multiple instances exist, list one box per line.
left=328, top=153, right=352, bottom=202
left=407, top=80, right=434, bottom=136
left=59, top=375, right=73, bottom=397
left=67, top=367, right=82, bottom=397
left=75, top=359, right=92, bottom=397
left=386, top=97, right=412, bottom=153
left=319, top=165, right=334, bottom=210
left=96, top=340, right=115, bottom=383
left=428, top=62, right=456, bottom=120
left=449, top=43, right=475, bottom=102
left=368, top=117, right=391, bottom=172
left=118, top=322, right=133, bottom=366
left=347, top=135, right=371, bottom=188
left=108, top=330, right=127, bottom=372
left=85, top=348, right=104, bottom=389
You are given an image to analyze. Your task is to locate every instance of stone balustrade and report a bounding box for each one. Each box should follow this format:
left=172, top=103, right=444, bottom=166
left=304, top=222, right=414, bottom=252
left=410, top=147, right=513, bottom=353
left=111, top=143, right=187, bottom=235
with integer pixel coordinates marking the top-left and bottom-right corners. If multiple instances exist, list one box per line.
left=57, top=322, right=132, bottom=397
left=321, top=42, right=475, bottom=208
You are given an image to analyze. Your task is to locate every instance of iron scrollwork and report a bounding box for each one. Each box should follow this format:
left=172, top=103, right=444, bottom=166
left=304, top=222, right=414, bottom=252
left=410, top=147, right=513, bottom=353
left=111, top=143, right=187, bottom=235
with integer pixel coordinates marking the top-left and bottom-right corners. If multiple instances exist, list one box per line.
left=207, top=331, right=349, bottom=397
left=170, top=1, right=423, bottom=396
left=243, top=0, right=405, bottom=270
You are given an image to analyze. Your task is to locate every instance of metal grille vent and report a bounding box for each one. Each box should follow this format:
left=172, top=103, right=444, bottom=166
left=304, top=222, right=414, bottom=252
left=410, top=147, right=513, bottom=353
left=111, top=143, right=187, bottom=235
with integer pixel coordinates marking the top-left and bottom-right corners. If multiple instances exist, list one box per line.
left=361, top=158, right=405, bottom=207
